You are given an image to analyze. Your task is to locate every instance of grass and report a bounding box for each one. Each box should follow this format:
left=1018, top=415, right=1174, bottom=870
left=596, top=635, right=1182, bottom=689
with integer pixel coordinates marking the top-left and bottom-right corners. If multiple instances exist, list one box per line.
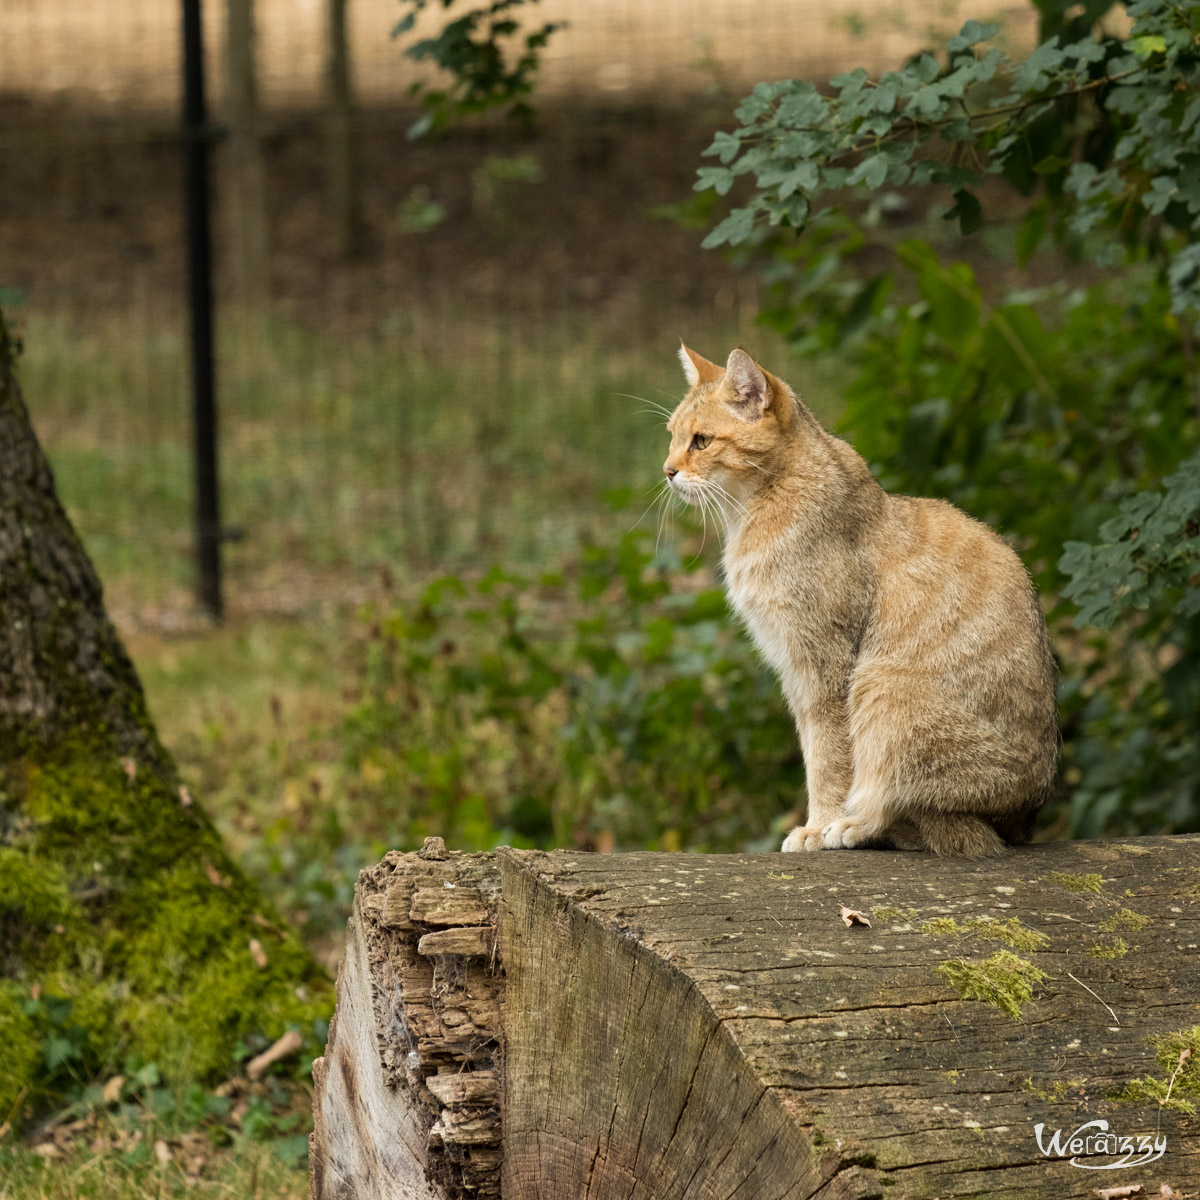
left=0, top=1127, right=307, bottom=1200
left=20, top=304, right=843, bottom=615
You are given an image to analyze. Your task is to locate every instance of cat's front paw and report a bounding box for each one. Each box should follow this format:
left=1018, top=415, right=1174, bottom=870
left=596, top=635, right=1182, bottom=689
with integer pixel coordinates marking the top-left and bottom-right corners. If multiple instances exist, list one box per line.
left=821, top=817, right=880, bottom=850
left=781, top=825, right=826, bottom=852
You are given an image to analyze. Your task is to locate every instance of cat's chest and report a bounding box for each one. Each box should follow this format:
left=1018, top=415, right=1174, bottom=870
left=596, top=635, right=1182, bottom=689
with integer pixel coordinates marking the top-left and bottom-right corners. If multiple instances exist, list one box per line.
left=723, top=555, right=812, bottom=679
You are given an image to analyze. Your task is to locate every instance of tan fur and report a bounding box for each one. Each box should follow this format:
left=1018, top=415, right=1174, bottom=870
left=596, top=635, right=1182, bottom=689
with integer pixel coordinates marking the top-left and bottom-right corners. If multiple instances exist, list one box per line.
left=664, top=346, right=1057, bottom=857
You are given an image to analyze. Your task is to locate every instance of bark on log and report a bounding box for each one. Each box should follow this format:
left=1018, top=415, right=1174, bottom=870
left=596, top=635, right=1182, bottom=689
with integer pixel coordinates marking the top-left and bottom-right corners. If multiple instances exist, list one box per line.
left=311, top=835, right=1200, bottom=1200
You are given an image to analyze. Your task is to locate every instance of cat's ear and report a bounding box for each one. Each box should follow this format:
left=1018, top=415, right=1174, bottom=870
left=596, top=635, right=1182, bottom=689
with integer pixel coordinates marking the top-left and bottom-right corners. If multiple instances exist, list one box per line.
left=723, top=348, right=772, bottom=420
left=678, top=341, right=722, bottom=388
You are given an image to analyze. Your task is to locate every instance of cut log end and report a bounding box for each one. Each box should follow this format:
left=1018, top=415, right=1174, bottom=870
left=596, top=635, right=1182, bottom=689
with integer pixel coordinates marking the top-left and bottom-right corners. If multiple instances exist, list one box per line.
left=310, top=840, right=502, bottom=1200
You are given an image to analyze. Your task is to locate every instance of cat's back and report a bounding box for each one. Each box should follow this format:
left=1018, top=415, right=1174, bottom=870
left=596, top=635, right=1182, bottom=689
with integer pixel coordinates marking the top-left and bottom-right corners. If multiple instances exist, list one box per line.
left=863, top=491, right=1052, bottom=683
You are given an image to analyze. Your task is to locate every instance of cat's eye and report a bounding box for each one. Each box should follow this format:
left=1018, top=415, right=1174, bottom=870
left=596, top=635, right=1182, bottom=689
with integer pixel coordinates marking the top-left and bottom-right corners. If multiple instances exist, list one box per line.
left=690, top=434, right=712, bottom=451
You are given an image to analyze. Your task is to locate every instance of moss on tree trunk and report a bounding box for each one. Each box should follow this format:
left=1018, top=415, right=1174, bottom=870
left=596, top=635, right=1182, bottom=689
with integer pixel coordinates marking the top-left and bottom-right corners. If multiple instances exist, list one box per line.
left=0, top=310, right=329, bottom=1129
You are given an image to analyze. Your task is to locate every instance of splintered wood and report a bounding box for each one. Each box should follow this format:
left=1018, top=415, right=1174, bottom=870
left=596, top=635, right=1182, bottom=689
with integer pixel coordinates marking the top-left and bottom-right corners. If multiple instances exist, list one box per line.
left=309, top=839, right=502, bottom=1200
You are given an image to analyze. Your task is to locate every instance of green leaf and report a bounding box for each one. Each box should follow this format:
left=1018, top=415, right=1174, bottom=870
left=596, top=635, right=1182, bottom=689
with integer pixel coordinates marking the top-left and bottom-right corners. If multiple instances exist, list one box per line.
left=848, top=155, right=888, bottom=189
left=778, top=162, right=819, bottom=198
left=1016, top=206, right=1046, bottom=265
left=1130, top=35, right=1167, bottom=58
left=1032, top=154, right=1071, bottom=175
left=705, top=130, right=742, bottom=164
left=694, top=167, right=735, bottom=196
left=702, top=206, right=756, bottom=248
left=947, top=19, right=997, bottom=52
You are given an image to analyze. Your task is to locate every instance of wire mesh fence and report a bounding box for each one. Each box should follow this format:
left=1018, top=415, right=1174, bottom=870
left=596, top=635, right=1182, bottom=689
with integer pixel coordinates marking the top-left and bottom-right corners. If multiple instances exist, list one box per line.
left=0, top=0, right=1033, bottom=624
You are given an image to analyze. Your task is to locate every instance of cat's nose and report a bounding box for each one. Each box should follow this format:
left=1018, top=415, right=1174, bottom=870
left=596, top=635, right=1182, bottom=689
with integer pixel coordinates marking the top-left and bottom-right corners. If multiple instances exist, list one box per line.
left=664, top=465, right=678, bottom=479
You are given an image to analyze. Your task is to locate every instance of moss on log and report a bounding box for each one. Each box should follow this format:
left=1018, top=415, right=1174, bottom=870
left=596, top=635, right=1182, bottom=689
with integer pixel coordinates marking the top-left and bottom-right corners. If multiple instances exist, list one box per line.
left=313, top=836, right=1200, bottom=1199
left=0, top=311, right=328, bottom=1126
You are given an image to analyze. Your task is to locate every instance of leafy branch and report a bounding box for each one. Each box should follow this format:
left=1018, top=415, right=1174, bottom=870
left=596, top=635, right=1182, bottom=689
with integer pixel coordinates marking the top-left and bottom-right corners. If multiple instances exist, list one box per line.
left=695, top=1, right=1200, bottom=316
left=393, top=0, right=564, bottom=138
left=1061, top=450, right=1200, bottom=627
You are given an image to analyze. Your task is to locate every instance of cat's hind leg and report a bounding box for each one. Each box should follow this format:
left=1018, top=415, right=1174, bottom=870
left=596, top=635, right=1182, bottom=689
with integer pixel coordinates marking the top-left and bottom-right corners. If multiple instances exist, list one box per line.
left=910, top=811, right=1006, bottom=858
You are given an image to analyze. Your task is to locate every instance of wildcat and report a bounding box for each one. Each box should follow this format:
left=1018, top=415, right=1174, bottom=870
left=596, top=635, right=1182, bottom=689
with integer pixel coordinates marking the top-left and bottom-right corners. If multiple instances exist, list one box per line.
left=664, top=344, right=1057, bottom=857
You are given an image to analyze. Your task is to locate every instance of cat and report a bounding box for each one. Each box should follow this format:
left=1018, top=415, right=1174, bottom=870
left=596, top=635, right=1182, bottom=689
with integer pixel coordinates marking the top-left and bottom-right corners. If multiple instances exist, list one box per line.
left=664, top=344, right=1057, bottom=857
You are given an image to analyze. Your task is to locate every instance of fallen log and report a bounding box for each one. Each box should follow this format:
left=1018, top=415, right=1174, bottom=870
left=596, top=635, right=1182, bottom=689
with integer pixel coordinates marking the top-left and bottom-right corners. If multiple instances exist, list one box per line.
left=311, top=835, right=1200, bottom=1199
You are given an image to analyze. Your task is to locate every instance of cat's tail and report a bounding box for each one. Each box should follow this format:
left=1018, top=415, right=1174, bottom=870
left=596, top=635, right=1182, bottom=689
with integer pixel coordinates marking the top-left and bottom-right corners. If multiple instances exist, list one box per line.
left=911, top=812, right=1007, bottom=858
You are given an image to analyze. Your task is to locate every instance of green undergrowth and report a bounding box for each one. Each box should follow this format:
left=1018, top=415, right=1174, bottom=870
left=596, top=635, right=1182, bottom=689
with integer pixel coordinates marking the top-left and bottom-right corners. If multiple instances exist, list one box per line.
left=0, top=1072, right=309, bottom=1199
left=1109, top=1025, right=1200, bottom=1114
left=935, top=951, right=1048, bottom=1020
left=336, top=527, right=803, bottom=856
left=0, top=741, right=331, bottom=1131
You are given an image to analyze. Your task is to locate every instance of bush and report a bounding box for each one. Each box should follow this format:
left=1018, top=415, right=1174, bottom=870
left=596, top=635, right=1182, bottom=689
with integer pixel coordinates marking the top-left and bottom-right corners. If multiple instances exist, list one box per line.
left=341, top=530, right=801, bottom=852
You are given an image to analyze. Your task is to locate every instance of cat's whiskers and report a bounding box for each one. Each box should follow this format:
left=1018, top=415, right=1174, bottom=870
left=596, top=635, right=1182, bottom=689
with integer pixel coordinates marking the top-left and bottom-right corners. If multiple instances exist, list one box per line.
left=691, top=486, right=711, bottom=558
left=692, top=477, right=747, bottom=535
left=628, top=481, right=671, bottom=535
left=632, top=410, right=672, bottom=427
left=656, top=484, right=679, bottom=559
left=618, top=393, right=674, bottom=420
left=705, top=478, right=748, bottom=519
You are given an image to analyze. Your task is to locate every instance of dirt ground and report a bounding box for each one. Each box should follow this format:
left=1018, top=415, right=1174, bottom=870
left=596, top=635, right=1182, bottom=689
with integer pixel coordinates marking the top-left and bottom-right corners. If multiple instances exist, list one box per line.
left=0, top=96, right=766, bottom=331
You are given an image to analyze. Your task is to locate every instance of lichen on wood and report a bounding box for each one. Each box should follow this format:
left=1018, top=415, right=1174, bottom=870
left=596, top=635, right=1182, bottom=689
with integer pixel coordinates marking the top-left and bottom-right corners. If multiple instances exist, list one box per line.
left=934, top=949, right=1048, bottom=1019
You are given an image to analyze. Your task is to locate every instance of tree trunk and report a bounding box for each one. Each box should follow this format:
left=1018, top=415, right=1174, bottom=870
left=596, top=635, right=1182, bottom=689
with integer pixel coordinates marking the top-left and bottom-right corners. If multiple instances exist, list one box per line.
left=223, top=0, right=271, bottom=307
left=0, top=314, right=325, bottom=1124
left=312, top=835, right=1200, bottom=1199
left=325, top=0, right=364, bottom=260
left=0, top=319, right=160, bottom=761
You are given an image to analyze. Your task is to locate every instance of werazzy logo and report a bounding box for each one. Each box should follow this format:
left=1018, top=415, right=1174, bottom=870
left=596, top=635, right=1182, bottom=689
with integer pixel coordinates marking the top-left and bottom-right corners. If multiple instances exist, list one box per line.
left=1034, top=1120, right=1167, bottom=1170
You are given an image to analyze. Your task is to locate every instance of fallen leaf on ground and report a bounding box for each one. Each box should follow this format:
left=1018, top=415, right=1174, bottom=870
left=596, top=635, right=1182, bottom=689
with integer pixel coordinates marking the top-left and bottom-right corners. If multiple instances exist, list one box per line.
left=154, top=1139, right=172, bottom=1164
left=1093, top=1186, right=1142, bottom=1198
left=839, top=906, right=871, bottom=928
left=204, top=862, right=227, bottom=888
left=101, top=1075, right=125, bottom=1104
left=248, top=938, right=268, bottom=969
left=246, top=1029, right=304, bottom=1080
left=250, top=912, right=285, bottom=937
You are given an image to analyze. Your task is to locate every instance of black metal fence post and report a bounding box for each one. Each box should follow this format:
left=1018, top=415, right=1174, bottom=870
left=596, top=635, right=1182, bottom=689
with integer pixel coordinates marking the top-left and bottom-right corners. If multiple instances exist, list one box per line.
left=181, top=0, right=222, bottom=619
